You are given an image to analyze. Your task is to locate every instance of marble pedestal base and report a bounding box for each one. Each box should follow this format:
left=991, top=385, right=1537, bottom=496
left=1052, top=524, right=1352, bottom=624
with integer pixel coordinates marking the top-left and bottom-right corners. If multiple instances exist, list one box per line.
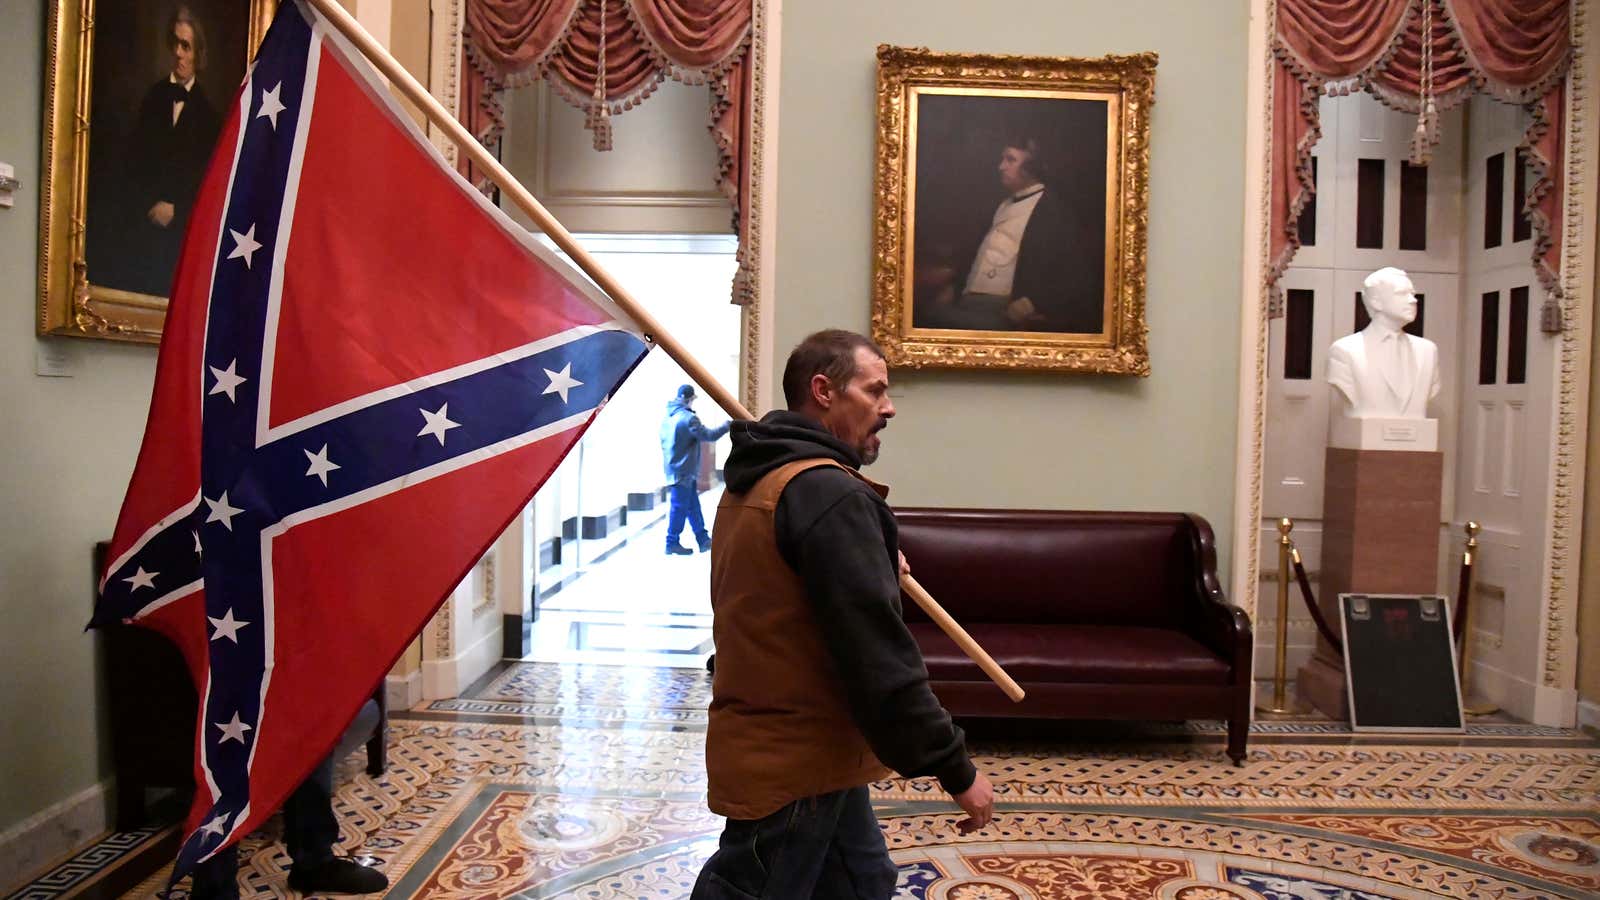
left=1296, top=446, right=1443, bottom=719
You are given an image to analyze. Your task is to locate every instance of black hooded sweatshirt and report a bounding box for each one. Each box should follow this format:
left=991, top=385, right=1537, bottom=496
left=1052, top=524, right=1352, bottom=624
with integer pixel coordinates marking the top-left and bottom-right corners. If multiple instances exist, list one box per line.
left=721, top=410, right=977, bottom=796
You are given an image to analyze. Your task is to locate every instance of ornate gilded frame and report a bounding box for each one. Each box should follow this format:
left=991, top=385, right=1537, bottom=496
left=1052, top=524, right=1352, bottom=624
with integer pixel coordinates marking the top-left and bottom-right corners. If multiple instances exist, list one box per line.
left=38, top=0, right=277, bottom=343
left=871, top=45, right=1155, bottom=374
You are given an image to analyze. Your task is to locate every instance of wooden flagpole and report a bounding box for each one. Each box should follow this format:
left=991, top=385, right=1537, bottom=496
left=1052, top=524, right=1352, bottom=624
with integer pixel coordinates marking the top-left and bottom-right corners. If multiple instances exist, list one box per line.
left=302, top=0, right=1024, bottom=703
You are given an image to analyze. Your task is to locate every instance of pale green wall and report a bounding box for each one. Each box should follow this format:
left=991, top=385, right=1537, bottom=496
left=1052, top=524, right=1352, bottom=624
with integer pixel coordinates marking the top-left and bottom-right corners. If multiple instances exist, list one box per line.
left=774, top=0, right=1249, bottom=575
left=0, top=3, right=158, bottom=831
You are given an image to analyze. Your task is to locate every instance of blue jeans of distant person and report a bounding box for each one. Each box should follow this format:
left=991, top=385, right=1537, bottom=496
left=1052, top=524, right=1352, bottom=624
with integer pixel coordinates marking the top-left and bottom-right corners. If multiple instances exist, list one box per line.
left=189, top=756, right=336, bottom=899
left=667, top=479, right=709, bottom=550
left=690, top=786, right=898, bottom=899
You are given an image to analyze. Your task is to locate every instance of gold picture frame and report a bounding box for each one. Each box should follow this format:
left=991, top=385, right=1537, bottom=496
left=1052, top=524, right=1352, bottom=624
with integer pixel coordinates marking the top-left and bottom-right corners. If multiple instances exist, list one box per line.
left=871, top=45, right=1155, bottom=374
left=39, top=0, right=277, bottom=343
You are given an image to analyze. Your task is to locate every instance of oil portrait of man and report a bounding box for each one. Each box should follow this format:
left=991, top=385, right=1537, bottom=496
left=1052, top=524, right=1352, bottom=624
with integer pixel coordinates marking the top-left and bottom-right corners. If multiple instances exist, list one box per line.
left=86, top=3, right=249, bottom=300
left=909, top=94, right=1110, bottom=336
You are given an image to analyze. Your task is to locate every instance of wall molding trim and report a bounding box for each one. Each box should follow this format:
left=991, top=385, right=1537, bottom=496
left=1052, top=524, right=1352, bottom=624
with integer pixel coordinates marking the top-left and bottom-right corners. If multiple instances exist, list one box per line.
left=1233, top=0, right=1273, bottom=652
left=744, top=0, right=780, bottom=414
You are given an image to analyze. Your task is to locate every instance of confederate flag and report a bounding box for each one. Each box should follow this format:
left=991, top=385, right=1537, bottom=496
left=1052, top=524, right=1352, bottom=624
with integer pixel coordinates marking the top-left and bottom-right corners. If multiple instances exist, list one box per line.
left=92, top=0, right=648, bottom=878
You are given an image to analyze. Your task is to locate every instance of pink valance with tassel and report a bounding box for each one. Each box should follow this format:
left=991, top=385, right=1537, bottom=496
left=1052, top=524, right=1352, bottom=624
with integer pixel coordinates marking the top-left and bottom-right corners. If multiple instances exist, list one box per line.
left=1271, top=0, right=1571, bottom=304
left=463, top=0, right=756, bottom=304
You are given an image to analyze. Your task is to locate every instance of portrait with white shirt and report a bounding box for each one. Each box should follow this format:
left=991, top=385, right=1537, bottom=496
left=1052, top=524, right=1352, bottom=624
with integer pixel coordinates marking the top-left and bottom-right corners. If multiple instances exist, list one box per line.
left=906, top=93, right=1109, bottom=336
left=82, top=2, right=257, bottom=301
left=872, top=47, right=1155, bottom=373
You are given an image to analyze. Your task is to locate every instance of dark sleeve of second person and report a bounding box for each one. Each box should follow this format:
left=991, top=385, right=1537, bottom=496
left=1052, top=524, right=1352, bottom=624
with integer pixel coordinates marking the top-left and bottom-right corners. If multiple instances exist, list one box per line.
left=778, top=476, right=977, bottom=796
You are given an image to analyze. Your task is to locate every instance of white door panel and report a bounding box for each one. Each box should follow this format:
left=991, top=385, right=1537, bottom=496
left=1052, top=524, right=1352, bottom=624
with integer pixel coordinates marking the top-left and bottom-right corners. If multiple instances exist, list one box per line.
left=1331, top=94, right=1463, bottom=276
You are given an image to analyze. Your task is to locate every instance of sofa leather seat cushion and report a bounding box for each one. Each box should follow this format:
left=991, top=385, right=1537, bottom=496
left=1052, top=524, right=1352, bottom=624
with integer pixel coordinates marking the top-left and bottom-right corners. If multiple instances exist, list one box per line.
left=908, top=622, right=1231, bottom=686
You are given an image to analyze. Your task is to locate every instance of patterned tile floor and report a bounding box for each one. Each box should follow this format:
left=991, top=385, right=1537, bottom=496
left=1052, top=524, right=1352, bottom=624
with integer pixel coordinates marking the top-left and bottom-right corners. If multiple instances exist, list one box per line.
left=14, top=662, right=1600, bottom=899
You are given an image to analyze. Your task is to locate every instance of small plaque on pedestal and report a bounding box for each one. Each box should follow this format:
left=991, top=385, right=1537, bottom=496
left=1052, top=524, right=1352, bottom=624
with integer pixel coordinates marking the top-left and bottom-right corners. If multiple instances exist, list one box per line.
left=1328, top=416, right=1439, bottom=452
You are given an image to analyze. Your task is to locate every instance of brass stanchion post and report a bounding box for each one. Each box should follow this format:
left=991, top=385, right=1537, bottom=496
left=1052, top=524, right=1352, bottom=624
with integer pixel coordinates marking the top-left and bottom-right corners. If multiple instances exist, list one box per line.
left=1258, top=518, right=1294, bottom=714
left=1458, top=521, right=1498, bottom=716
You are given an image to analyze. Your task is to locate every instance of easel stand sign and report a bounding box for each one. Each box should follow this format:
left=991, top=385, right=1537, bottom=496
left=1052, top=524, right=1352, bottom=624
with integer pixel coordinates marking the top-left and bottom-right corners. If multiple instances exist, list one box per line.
left=1339, top=594, right=1465, bottom=733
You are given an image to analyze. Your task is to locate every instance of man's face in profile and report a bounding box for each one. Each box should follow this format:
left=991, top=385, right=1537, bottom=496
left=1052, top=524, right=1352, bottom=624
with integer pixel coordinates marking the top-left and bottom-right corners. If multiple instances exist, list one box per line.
left=820, top=347, right=895, bottom=466
left=171, top=22, right=197, bottom=82
left=997, top=146, right=1035, bottom=194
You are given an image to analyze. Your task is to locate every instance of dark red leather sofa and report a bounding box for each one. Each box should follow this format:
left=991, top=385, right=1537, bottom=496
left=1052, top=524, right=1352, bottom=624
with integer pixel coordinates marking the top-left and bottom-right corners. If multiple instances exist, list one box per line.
left=895, top=508, right=1253, bottom=765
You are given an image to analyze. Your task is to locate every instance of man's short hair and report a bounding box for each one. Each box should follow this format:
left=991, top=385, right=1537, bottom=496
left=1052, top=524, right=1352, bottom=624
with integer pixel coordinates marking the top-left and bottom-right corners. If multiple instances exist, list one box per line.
left=782, top=329, right=886, bottom=410
left=169, top=5, right=208, bottom=73
left=1004, top=134, right=1052, bottom=185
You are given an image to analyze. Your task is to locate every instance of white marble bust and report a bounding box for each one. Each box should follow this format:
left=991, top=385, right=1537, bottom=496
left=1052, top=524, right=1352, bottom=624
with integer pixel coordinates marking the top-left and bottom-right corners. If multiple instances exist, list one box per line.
left=1327, top=267, right=1440, bottom=420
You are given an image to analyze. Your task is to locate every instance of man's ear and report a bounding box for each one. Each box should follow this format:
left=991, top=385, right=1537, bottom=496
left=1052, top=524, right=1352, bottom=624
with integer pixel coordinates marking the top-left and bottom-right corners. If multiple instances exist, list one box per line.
left=809, top=372, right=833, bottom=410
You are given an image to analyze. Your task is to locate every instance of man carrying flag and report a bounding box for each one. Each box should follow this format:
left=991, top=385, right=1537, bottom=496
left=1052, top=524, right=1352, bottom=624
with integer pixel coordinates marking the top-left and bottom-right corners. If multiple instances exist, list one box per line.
left=92, top=0, right=649, bottom=888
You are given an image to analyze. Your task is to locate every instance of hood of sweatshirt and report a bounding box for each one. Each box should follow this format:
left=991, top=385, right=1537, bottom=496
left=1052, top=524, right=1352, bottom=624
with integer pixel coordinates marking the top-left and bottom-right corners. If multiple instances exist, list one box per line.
left=722, top=410, right=861, bottom=494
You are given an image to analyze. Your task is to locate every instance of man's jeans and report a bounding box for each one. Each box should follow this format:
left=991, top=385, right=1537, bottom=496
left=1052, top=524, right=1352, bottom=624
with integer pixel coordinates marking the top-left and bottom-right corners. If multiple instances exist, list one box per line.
left=667, top=479, right=709, bottom=549
left=690, top=786, right=898, bottom=900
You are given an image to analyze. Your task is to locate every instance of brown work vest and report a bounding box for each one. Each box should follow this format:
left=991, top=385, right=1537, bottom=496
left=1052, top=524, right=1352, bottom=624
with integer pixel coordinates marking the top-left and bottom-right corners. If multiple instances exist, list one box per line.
left=705, top=459, right=890, bottom=820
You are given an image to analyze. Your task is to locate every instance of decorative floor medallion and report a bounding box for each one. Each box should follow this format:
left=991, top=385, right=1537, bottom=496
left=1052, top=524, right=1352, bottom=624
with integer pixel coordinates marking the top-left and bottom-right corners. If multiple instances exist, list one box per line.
left=393, top=788, right=718, bottom=899
left=877, top=813, right=1600, bottom=899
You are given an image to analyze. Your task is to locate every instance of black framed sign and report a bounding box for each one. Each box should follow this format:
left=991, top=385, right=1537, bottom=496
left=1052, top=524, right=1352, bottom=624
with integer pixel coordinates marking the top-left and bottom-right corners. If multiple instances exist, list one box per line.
left=1340, top=594, right=1465, bottom=733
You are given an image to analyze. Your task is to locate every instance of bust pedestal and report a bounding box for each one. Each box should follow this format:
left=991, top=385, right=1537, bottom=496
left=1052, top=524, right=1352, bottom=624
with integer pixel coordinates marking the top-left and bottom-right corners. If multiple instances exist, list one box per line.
left=1297, top=421, right=1443, bottom=719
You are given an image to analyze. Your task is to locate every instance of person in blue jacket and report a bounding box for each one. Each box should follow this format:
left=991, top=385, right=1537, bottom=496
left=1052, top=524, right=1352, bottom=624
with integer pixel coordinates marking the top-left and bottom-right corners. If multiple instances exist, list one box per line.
left=660, top=384, right=730, bottom=555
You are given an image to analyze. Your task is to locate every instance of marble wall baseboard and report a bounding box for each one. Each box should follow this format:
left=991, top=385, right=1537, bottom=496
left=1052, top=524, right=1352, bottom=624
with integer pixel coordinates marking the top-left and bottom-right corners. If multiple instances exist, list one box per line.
left=0, top=778, right=112, bottom=894
left=1580, top=698, right=1600, bottom=733
left=387, top=671, right=423, bottom=711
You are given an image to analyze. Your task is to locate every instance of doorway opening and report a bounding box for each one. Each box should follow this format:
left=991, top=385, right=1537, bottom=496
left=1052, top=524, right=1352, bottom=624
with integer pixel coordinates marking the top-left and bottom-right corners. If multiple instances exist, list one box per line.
left=523, top=233, right=741, bottom=668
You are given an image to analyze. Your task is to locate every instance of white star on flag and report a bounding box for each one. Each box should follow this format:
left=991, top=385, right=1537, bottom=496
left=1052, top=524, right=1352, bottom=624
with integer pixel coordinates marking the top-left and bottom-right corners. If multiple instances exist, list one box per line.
left=204, top=491, right=244, bottom=531
left=208, top=608, right=251, bottom=643
left=208, top=359, right=248, bottom=402
left=418, top=403, right=460, bottom=446
left=215, top=712, right=253, bottom=745
left=200, top=813, right=230, bottom=839
left=542, top=363, right=583, bottom=403
left=303, top=444, right=340, bottom=486
left=193, top=530, right=203, bottom=558
left=227, top=224, right=262, bottom=268
left=123, top=566, right=158, bottom=591
left=256, top=82, right=287, bottom=129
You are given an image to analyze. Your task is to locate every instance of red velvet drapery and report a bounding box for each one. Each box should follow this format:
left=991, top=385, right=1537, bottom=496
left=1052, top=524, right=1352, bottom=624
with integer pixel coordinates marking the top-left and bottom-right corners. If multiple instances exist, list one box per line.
left=463, top=0, right=755, bottom=304
left=1271, top=0, right=1571, bottom=305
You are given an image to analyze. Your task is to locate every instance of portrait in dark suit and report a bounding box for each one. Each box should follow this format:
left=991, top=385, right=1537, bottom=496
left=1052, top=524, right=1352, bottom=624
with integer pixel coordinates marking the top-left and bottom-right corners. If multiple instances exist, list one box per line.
left=85, top=3, right=248, bottom=300
left=910, top=95, right=1109, bottom=335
